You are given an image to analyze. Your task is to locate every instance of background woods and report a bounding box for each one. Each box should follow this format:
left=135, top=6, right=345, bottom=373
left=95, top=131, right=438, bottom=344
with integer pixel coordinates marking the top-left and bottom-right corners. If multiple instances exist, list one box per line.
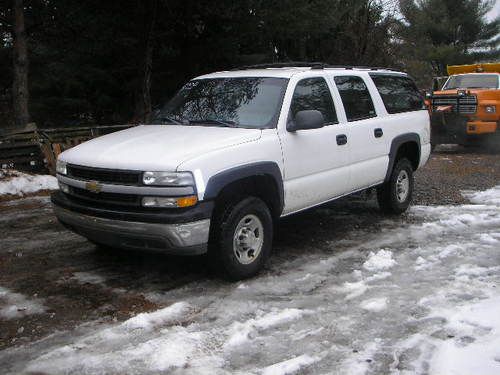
left=0, top=0, right=498, bottom=128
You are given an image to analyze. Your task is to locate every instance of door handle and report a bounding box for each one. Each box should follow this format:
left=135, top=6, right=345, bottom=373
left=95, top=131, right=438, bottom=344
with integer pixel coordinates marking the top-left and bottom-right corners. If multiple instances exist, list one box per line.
left=336, top=134, right=348, bottom=145
left=374, top=128, right=383, bottom=138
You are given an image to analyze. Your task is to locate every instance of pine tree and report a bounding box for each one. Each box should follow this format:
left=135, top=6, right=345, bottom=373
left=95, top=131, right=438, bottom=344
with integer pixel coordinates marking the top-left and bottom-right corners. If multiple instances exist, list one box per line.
left=398, top=0, right=499, bottom=78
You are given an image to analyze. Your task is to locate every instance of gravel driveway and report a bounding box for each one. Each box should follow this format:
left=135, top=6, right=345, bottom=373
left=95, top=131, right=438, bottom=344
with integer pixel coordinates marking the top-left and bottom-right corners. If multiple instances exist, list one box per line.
left=0, top=147, right=499, bottom=374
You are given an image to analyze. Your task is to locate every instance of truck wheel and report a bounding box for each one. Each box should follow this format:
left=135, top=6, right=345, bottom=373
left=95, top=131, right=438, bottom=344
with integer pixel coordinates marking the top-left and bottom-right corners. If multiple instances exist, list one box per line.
left=210, top=197, right=273, bottom=280
left=377, top=158, right=414, bottom=214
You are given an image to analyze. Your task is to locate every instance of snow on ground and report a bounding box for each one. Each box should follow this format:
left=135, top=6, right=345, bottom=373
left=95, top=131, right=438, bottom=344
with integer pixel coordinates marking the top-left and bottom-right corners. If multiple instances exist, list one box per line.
left=362, top=249, right=396, bottom=271
left=359, top=298, right=388, bottom=313
left=260, top=354, right=322, bottom=375
left=0, top=287, right=46, bottom=319
left=463, top=186, right=500, bottom=206
left=1, top=185, right=500, bottom=374
left=0, top=169, right=58, bottom=196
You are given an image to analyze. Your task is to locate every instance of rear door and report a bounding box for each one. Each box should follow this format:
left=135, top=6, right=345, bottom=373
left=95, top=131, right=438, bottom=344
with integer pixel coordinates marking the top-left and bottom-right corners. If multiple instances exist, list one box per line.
left=279, top=76, right=351, bottom=215
left=332, top=74, right=389, bottom=191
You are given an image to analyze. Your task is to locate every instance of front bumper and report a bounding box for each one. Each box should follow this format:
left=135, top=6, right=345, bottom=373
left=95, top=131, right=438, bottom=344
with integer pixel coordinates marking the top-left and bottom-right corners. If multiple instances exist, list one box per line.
left=466, top=121, right=497, bottom=134
left=52, top=191, right=212, bottom=255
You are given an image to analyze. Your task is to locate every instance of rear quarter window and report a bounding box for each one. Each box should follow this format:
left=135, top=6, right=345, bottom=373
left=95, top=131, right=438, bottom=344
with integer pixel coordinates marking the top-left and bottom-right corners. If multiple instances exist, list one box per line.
left=370, top=74, right=425, bottom=114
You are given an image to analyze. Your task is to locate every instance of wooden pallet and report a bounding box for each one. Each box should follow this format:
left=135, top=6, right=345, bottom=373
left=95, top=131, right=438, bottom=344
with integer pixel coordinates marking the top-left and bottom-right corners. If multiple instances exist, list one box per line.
left=0, top=124, right=134, bottom=174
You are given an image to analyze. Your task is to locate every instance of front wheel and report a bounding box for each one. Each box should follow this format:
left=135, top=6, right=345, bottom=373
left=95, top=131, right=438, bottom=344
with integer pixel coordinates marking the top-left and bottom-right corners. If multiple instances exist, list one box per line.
left=377, top=158, right=414, bottom=214
left=209, top=197, right=273, bottom=280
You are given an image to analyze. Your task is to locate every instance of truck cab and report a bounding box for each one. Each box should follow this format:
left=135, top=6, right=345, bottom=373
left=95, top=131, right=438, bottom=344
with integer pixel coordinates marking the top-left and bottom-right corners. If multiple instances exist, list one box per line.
left=431, top=63, right=500, bottom=148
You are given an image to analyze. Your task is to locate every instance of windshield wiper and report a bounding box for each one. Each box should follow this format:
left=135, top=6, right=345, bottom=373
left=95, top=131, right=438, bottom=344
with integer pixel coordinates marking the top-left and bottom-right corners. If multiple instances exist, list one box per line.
left=190, top=119, right=238, bottom=127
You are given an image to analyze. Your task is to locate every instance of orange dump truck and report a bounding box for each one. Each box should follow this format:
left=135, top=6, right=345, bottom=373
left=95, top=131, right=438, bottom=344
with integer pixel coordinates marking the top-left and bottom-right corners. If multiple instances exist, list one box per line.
left=430, top=63, right=499, bottom=149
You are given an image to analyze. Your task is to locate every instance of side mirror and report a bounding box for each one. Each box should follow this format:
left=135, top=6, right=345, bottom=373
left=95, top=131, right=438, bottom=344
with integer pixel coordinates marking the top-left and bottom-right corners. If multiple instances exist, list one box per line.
left=287, top=110, right=325, bottom=132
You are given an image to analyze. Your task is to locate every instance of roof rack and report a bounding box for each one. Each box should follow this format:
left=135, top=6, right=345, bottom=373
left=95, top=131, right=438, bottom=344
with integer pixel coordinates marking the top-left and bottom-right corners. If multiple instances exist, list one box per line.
left=231, top=62, right=327, bottom=70
left=231, top=62, right=399, bottom=72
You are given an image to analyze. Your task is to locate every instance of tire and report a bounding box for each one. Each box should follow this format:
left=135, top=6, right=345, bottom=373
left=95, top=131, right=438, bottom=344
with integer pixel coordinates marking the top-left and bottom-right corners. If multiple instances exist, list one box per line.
left=377, top=158, right=414, bottom=214
left=209, top=196, right=273, bottom=280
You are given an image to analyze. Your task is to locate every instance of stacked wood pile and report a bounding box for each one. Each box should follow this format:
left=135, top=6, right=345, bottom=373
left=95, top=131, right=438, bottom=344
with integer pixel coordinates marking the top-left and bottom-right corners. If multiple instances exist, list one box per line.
left=0, top=124, right=134, bottom=174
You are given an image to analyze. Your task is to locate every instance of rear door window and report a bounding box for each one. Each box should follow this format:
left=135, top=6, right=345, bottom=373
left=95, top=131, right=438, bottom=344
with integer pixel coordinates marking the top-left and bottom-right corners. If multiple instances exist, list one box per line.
left=370, top=74, right=425, bottom=114
left=334, top=76, right=376, bottom=121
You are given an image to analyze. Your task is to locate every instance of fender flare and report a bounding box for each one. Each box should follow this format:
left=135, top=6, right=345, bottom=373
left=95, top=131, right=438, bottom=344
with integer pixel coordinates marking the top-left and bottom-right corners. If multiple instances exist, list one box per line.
left=385, top=133, right=421, bottom=182
left=204, top=161, right=284, bottom=213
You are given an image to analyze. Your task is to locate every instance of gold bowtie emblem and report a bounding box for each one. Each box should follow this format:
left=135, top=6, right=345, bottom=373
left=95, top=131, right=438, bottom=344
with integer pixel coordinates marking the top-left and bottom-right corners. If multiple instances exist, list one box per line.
left=85, top=181, right=102, bottom=193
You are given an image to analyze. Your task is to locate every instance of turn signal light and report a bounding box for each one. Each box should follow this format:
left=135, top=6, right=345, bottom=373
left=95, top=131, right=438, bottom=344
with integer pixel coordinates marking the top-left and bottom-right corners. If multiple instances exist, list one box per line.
left=176, top=195, right=198, bottom=208
left=142, top=195, right=198, bottom=208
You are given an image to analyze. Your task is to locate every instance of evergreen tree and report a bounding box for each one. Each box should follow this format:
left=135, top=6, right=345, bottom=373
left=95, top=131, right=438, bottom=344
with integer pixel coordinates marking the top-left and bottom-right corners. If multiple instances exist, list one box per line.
left=398, top=0, right=499, bottom=81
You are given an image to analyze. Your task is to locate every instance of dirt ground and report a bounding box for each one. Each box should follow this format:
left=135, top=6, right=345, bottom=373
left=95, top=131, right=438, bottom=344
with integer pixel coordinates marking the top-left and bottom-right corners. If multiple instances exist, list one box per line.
left=0, top=146, right=499, bottom=367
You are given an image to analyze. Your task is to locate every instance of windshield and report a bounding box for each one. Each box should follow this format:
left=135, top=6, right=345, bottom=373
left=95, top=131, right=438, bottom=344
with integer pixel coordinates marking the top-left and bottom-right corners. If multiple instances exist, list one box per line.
left=151, top=77, right=288, bottom=128
left=443, top=74, right=499, bottom=90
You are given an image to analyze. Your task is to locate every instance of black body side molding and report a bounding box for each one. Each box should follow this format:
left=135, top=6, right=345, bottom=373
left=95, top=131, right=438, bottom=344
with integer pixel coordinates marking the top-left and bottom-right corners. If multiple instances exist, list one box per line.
left=385, top=133, right=421, bottom=182
left=204, top=162, right=284, bottom=213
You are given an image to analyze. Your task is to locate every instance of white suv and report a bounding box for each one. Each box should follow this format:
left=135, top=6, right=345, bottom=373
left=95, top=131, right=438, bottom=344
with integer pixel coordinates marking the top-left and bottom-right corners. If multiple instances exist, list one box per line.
left=52, top=64, right=431, bottom=280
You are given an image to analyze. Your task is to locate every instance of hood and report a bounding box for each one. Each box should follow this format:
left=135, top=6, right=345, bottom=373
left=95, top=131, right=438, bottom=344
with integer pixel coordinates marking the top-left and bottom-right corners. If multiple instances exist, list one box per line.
left=60, top=124, right=261, bottom=171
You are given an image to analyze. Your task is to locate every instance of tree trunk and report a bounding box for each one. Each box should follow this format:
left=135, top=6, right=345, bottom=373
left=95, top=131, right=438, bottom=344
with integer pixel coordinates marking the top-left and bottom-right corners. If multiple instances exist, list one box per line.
left=12, top=0, right=30, bottom=128
left=134, top=0, right=158, bottom=123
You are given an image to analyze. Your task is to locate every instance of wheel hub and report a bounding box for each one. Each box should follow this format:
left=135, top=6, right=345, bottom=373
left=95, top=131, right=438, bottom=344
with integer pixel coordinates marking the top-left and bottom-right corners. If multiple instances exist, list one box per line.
left=233, top=214, right=264, bottom=265
left=396, top=170, right=409, bottom=203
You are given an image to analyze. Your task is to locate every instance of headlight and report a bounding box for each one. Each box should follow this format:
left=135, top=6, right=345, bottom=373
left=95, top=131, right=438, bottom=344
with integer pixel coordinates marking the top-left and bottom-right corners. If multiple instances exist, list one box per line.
left=142, top=171, right=194, bottom=186
left=56, top=160, right=67, bottom=175
left=485, top=105, right=496, bottom=113
left=141, top=195, right=198, bottom=208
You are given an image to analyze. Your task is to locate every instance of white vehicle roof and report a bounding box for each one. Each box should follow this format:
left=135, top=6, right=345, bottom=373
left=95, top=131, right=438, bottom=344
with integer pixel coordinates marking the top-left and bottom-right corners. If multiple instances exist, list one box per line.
left=195, top=66, right=406, bottom=80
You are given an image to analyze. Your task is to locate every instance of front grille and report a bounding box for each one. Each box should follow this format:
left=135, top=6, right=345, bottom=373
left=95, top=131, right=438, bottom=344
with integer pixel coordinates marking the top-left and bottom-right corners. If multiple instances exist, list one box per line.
left=68, top=186, right=140, bottom=206
left=67, top=164, right=141, bottom=185
left=432, top=95, right=477, bottom=114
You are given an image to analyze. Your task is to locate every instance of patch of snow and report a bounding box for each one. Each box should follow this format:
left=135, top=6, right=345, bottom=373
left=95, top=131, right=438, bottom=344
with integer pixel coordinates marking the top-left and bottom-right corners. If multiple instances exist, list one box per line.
left=430, top=296, right=500, bottom=375
left=225, top=308, right=312, bottom=349
left=477, top=233, right=499, bottom=245
left=26, top=325, right=223, bottom=374
left=363, top=249, right=396, bottom=271
left=365, top=271, right=392, bottom=282
left=437, top=244, right=462, bottom=259
left=123, top=302, right=191, bottom=331
left=0, top=286, right=46, bottom=319
left=463, top=186, right=500, bottom=206
left=360, top=297, right=388, bottom=312
left=0, top=170, right=58, bottom=196
left=454, top=264, right=485, bottom=277
left=289, top=327, right=324, bottom=341
left=341, top=340, right=381, bottom=375
left=336, top=280, right=369, bottom=300
left=260, top=354, right=320, bottom=375
left=236, top=282, right=249, bottom=289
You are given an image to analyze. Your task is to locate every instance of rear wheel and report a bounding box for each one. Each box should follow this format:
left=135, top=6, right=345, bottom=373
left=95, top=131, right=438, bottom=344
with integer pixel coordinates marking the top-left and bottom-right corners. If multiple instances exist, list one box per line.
left=377, top=158, right=414, bottom=214
left=209, top=196, right=273, bottom=280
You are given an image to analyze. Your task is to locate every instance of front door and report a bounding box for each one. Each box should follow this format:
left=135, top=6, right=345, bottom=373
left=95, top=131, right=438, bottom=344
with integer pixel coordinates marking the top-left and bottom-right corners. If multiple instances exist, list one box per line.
left=279, top=76, right=351, bottom=215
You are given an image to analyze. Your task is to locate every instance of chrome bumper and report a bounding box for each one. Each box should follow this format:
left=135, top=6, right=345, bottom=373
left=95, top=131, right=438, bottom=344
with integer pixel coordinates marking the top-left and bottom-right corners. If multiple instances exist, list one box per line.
left=54, top=206, right=210, bottom=255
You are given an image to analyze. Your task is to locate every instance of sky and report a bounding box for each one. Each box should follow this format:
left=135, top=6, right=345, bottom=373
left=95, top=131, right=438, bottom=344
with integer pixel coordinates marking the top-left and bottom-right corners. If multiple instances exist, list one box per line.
left=486, top=0, right=500, bottom=21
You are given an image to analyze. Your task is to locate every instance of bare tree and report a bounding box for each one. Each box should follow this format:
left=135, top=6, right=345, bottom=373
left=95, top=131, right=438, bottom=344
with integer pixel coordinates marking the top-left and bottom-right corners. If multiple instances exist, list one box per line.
left=134, top=0, right=158, bottom=123
left=12, top=0, right=30, bottom=128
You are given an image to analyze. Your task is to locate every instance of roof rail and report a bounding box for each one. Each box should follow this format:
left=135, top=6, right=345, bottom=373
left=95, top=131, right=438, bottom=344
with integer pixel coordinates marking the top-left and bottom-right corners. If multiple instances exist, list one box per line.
left=323, top=65, right=399, bottom=72
left=231, top=62, right=399, bottom=72
left=231, top=62, right=328, bottom=70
